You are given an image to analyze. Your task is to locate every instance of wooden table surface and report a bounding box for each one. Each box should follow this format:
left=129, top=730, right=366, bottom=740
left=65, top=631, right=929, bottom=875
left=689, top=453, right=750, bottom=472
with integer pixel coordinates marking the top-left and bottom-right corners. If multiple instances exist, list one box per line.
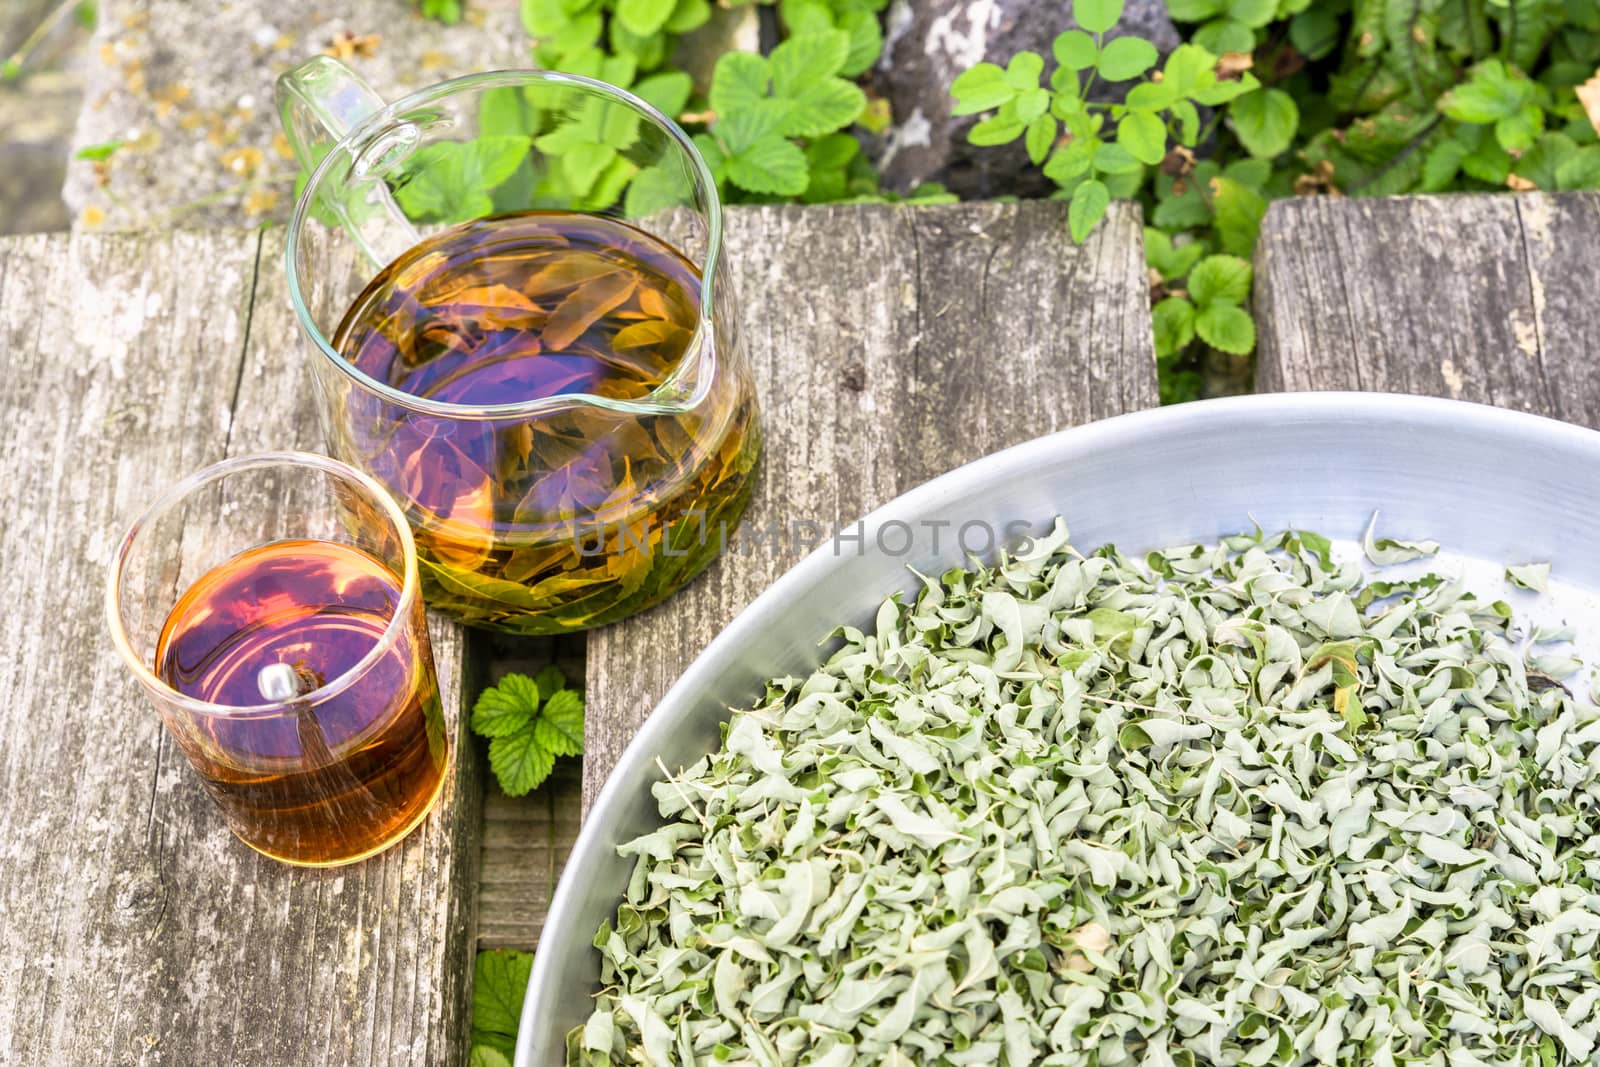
left=2, top=191, right=1597, bottom=1063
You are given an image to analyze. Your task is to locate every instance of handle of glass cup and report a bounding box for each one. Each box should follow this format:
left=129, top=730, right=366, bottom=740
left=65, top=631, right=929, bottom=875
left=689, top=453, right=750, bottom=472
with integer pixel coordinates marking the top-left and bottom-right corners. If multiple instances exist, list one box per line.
left=274, top=55, right=421, bottom=267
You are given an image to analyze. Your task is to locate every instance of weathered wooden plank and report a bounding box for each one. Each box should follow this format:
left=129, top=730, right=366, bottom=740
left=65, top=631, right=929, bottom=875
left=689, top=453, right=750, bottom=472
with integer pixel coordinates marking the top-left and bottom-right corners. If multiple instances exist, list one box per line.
left=579, top=200, right=1158, bottom=812
left=1254, top=192, right=1600, bottom=429
left=0, top=228, right=480, bottom=1065
left=471, top=635, right=584, bottom=952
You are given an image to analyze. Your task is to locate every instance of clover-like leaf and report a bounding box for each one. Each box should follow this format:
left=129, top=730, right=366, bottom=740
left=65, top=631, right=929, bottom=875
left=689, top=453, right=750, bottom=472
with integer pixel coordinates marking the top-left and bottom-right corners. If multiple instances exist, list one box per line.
left=1118, top=110, right=1168, bottom=165
left=489, top=725, right=557, bottom=796
left=472, top=673, right=541, bottom=737
left=1152, top=296, right=1197, bottom=358
left=727, top=134, right=809, bottom=195
left=1097, top=36, right=1157, bottom=80
left=1188, top=254, right=1253, bottom=307
left=1073, top=0, right=1124, bottom=34
left=770, top=29, right=850, bottom=96
left=1069, top=178, right=1111, bottom=242
left=537, top=689, right=586, bottom=757
left=1231, top=88, right=1299, bottom=158
left=951, top=62, right=1015, bottom=115
left=710, top=51, right=769, bottom=118
left=780, top=78, right=866, bottom=138
left=615, top=0, right=675, bottom=37
left=1195, top=302, right=1256, bottom=353
left=1053, top=30, right=1098, bottom=71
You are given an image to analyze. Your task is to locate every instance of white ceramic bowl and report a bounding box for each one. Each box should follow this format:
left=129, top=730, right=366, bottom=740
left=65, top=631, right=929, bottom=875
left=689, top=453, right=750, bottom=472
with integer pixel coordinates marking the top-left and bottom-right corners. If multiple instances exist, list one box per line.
left=516, top=392, right=1600, bottom=1065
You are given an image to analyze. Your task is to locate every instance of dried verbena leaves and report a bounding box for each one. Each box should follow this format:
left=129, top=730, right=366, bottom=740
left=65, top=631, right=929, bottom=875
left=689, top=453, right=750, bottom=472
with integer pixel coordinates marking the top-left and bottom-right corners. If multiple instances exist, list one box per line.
left=574, top=522, right=1600, bottom=1066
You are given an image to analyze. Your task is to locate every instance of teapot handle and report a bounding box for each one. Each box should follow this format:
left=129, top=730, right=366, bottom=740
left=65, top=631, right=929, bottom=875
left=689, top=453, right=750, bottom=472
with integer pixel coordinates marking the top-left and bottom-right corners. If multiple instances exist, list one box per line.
left=275, top=56, right=420, bottom=267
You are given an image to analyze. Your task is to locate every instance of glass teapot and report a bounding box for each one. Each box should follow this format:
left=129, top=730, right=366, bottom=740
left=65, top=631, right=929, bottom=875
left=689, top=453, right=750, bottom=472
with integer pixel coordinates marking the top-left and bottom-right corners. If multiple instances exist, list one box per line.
left=276, top=57, right=761, bottom=634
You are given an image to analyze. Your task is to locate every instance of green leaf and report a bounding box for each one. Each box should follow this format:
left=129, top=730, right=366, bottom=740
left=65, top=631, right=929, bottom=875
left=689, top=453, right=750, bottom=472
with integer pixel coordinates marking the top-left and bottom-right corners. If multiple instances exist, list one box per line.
left=1195, top=302, right=1256, bottom=353
left=1165, top=0, right=1224, bottom=18
left=770, top=30, right=850, bottom=95
left=537, top=689, right=586, bottom=756
left=1222, top=156, right=1271, bottom=191
left=718, top=100, right=790, bottom=151
left=1144, top=226, right=1206, bottom=280
left=1003, top=51, right=1045, bottom=92
left=951, top=63, right=1016, bottom=115
left=1556, top=146, right=1600, bottom=190
left=1044, top=140, right=1095, bottom=183
left=395, top=136, right=531, bottom=223
left=1495, top=105, right=1544, bottom=154
left=1014, top=87, right=1050, bottom=122
left=1512, top=132, right=1575, bottom=190
left=970, top=116, right=1026, bottom=145
left=1231, top=88, right=1299, bottom=158
left=1191, top=71, right=1260, bottom=107
left=559, top=141, right=616, bottom=188
left=632, top=71, right=693, bottom=118
left=490, top=725, right=556, bottom=796
left=1097, top=36, right=1158, bottom=80
left=1224, top=0, right=1276, bottom=28
left=1126, top=80, right=1180, bottom=111
left=1421, top=137, right=1469, bottom=191
left=1068, top=179, right=1111, bottom=242
left=1118, top=110, right=1168, bottom=165
left=692, top=131, right=728, bottom=182
left=727, top=134, right=809, bottom=195
left=1026, top=114, right=1057, bottom=165
left=1194, top=17, right=1256, bottom=54
left=1188, top=254, right=1252, bottom=306
left=778, top=0, right=832, bottom=34
left=1053, top=30, right=1099, bottom=71
left=710, top=51, right=769, bottom=118
left=1094, top=141, right=1143, bottom=173
left=781, top=78, right=866, bottom=137
left=470, top=1047, right=512, bottom=1067
left=665, top=0, right=712, bottom=32
left=1209, top=175, right=1266, bottom=257
left=837, top=9, right=884, bottom=77
left=472, top=673, right=542, bottom=738
left=625, top=161, right=692, bottom=217
left=807, top=131, right=860, bottom=170
left=74, top=140, right=123, bottom=161
left=1441, top=60, right=1531, bottom=124
left=520, top=0, right=566, bottom=35
left=474, top=949, right=534, bottom=1037
left=1162, top=42, right=1217, bottom=94
left=534, top=664, right=566, bottom=695
left=1153, top=163, right=1216, bottom=227
left=1171, top=99, right=1200, bottom=145
left=1461, top=132, right=1513, bottom=183
left=478, top=88, right=539, bottom=138
left=1073, top=0, right=1124, bottom=33
left=1289, top=5, right=1340, bottom=59
left=1152, top=296, right=1197, bottom=357
left=615, top=0, right=675, bottom=36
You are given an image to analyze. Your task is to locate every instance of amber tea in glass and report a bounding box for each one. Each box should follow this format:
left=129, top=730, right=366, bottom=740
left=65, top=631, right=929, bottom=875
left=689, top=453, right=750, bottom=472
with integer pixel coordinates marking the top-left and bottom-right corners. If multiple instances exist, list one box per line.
left=329, top=211, right=758, bottom=631
left=281, top=61, right=761, bottom=634
left=107, top=453, right=449, bottom=867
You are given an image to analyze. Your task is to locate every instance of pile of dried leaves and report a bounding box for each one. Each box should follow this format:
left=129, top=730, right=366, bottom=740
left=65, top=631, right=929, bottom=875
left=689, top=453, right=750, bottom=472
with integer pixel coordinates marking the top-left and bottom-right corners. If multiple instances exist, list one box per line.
left=573, top=520, right=1600, bottom=1066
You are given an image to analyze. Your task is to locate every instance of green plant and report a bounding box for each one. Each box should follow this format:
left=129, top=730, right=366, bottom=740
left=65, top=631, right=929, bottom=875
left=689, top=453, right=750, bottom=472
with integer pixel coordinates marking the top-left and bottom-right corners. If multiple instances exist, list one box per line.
left=952, top=0, right=1600, bottom=402
left=520, top=0, right=910, bottom=204
left=415, top=0, right=464, bottom=21
left=470, top=948, right=534, bottom=1066
left=472, top=666, right=584, bottom=796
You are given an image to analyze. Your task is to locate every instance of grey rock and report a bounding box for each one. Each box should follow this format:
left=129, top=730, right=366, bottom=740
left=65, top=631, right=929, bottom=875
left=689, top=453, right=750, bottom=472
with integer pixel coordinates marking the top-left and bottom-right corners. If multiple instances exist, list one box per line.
left=869, top=0, right=1181, bottom=198
left=64, top=0, right=530, bottom=230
